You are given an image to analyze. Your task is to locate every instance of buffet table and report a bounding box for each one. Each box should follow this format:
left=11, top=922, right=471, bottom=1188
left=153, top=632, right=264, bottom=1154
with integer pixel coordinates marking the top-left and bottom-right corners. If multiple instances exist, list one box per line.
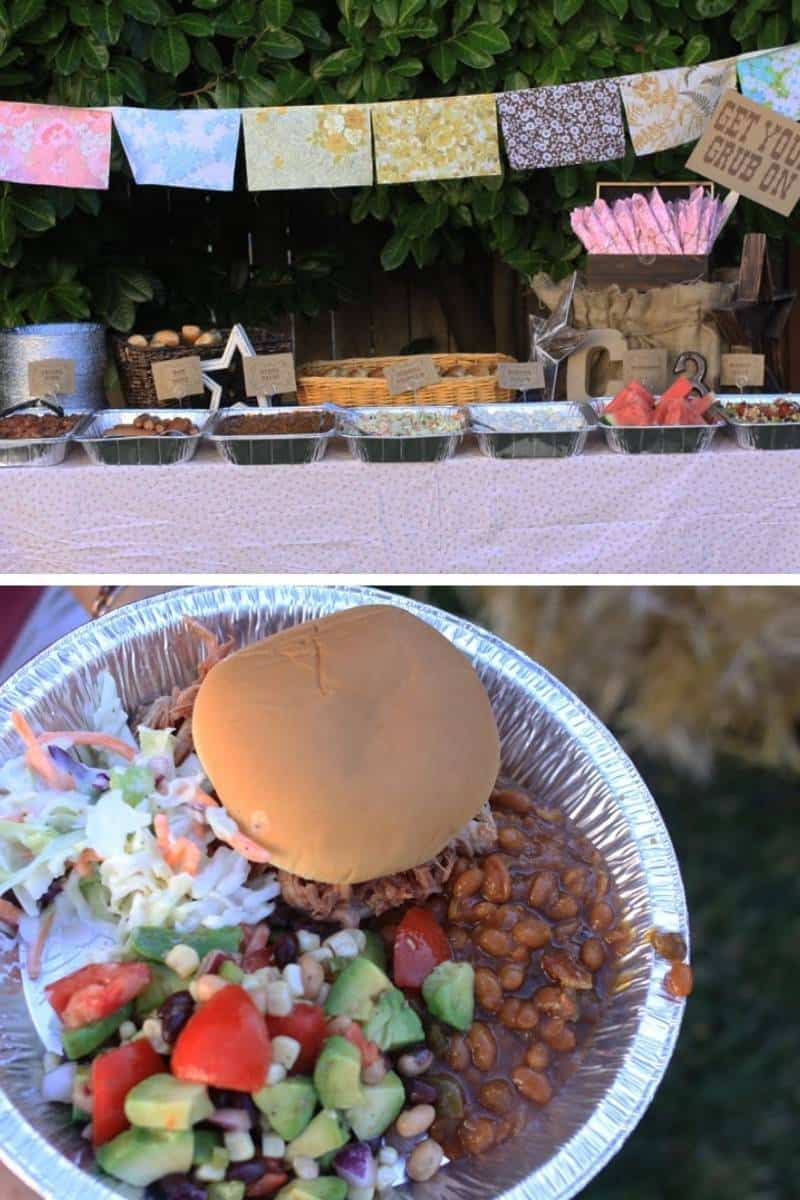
left=0, top=441, right=796, bottom=574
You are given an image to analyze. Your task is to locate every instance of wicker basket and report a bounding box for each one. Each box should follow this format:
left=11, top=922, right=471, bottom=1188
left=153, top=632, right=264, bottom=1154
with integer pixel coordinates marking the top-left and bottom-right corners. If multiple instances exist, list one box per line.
left=113, top=327, right=291, bottom=409
left=297, top=353, right=516, bottom=407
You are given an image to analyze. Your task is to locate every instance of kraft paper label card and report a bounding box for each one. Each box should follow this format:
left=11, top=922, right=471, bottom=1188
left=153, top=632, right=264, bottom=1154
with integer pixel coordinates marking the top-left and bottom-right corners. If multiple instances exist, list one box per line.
left=384, top=356, right=439, bottom=395
left=738, top=44, right=800, bottom=121
left=687, top=90, right=800, bottom=217
left=620, top=59, right=737, bottom=156
left=113, top=108, right=241, bottom=191
left=243, top=353, right=297, bottom=396
left=720, top=353, right=765, bottom=387
left=0, top=101, right=111, bottom=189
left=497, top=81, right=626, bottom=170
left=372, top=95, right=501, bottom=184
left=28, top=358, right=76, bottom=397
left=497, top=361, right=546, bottom=391
left=151, top=356, right=204, bottom=401
left=242, top=105, right=373, bottom=190
left=623, top=349, right=669, bottom=393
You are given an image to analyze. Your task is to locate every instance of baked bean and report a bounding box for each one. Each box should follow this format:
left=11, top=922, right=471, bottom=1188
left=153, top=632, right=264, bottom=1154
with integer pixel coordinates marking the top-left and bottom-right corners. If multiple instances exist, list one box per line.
left=589, top=900, right=615, bottom=932
left=451, top=857, right=471, bottom=878
left=453, top=867, right=485, bottom=899
left=473, top=901, right=502, bottom=925
left=528, top=871, right=557, bottom=908
left=652, top=930, right=688, bottom=962
left=458, top=1115, right=495, bottom=1155
left=479, top=1079, right=515, bottom=1115
left=449, top=927, right=470, bottom=950
left=407, top=1138, right=444, bottom=1182
left=496, top=904, right=523, bottom=930
left=512, top=1067, right=552, bottom=1105
left=524, top=1042, right=550, bottom=1070
left=593, top=871, right=609, bottom=898
left=548, top=1024, right=577, bottom=1053
left=664, top=962, right=693, bottom=998
left=512, top=918, right=551, bottom=949
left=508, top=944, right=530, bottom=964
left=474, top=967, right=503, bottom=1013
left=475, top=926, right=512, bottom=957
left=396, top=1104, right=436, bottom=1138
left=500, top=998, right=538, bottom=1031
left=481, top=855, right=512, bottom=904
left=561, top=867, right=586, bottom=897
left=538, top=1014, right=574, bottom=1050
left=547, top=895, right=580, bottom=920
left=466, top=1022, right=497, bottom=1071
left=554, top=919, right=581, bottom=941
left=580, top=938, right=605, bottom=971
left=499, top=963, right=525, bottom=991
left=533, top=986, right=578, bottom=1021
left=498, top=826, right=526, bottom=854
left=532, top=803, right=563, bottom=824
left=542, top=949, right=593, bottom=990
left=447, top=1034, right=471, bottom=1071
left=492, top=787, right=531, bottom=815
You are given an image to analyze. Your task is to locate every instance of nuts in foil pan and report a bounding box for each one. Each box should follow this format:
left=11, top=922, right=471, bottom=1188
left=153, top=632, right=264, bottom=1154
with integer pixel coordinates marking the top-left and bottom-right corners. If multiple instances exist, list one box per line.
left=0, top=586, right=688, bottom=1200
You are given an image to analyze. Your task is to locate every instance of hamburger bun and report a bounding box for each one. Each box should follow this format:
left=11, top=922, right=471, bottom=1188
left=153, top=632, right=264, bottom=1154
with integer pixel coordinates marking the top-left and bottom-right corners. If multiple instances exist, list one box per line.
left=193, top=605, right=500, bottom=885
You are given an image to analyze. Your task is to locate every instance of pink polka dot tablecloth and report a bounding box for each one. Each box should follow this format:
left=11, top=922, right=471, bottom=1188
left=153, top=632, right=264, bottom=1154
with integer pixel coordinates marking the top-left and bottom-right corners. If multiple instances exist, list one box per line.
left=0, top=441, right=796, bottom=574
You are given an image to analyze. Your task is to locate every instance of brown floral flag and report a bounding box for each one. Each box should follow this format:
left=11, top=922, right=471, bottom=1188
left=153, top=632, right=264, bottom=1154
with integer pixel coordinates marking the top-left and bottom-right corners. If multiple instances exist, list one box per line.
left=497, top=80, right=626, bottom=170
left=619, top=59, right=738, bottom=157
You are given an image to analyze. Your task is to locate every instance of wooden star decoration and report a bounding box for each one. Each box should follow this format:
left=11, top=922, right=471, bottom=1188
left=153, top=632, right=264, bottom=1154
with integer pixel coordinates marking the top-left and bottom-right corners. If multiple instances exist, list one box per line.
left=201, top=324, right=270, bottom=410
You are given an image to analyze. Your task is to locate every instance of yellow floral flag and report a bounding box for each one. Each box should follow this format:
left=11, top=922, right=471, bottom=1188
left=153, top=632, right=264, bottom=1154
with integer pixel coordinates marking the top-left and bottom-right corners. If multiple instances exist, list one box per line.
left=619, top=59, right=738, bottom=157
left=242, top=104, right=373, bottom=190
left=372, top=94, right=502, bottom=184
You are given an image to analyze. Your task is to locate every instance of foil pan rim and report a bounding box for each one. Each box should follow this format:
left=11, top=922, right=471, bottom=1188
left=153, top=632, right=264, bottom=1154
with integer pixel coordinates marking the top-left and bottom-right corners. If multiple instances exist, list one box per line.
left=0, top=585, right=688, bottom=1200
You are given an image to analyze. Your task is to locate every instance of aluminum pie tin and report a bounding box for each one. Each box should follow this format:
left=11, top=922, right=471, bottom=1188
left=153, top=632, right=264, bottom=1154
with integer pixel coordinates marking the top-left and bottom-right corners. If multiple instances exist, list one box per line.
left=0, top=586, right=688, bottom=1200
left=470, top=403, right=590, bottom=460
left=75, top=409, right=211, bottom=466
left=597, top=408, right=719, bottom=455
left=207, top=406, right=334, bottom=466
left=0, top=408, right=91, bottom=469
left=337, top=406, right=465, bottom=463
left=716, top=394, right=800, bottom=450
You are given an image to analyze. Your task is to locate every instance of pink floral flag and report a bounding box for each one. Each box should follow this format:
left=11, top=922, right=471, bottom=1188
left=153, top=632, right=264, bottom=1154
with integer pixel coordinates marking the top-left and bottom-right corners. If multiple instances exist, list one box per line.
left=0, top=102, right=112, bottom=189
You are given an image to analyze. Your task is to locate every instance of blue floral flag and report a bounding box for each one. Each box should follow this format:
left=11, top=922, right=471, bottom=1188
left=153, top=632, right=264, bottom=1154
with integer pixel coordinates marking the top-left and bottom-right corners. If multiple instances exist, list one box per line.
left=737, top=45, right=800, bottom=121
left=112, top=107, right=241, bottom=190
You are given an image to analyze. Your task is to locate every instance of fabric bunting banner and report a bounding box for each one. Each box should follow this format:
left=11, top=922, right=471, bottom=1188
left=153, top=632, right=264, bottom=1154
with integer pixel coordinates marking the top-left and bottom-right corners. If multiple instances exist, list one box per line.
left=619, top=59, right=738, bottom=157
left=737, top=44, right=800, bottom=120
left=242, top=104, right=373, bottom=190
left=0, top=102, right=111, bottom=189
left=371, top=94, right=501, bottom=184
left=497, top=80, right=626, bottom=170
left=112, top=107, right=241, bottom=191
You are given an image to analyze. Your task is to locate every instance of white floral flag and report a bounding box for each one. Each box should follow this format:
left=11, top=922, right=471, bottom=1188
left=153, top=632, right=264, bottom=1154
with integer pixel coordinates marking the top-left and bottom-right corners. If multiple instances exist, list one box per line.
left=113, top=107, right=241, bottom=190
left=242, top=105, right=373, bottom=190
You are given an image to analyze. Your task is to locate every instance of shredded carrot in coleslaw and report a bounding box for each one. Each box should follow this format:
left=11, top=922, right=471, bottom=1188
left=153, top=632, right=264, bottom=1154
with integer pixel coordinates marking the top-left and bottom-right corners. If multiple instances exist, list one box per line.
left=11, top=712, right=75, bottom=791
left=154, top=814, right=202, bottom=876
left=73, top=848, right=102, bottom=877
left=27, top=907, right=56, bottom=981
left=37, top=730, right=136, bottom=761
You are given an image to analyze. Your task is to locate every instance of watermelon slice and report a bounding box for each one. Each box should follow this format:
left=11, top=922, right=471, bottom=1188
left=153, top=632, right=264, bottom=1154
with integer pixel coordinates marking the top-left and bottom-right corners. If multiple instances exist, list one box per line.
left=686, top=391, right=716, bottom=423
left=603, top=380, right=656, bottom=426
left=659, top=377, right=693, bottom=404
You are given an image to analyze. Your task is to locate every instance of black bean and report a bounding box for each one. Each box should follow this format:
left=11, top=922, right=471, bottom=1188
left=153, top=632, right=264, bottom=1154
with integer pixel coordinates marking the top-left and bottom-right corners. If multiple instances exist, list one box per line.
left=148, top=1175, right=207, bottom=1200
left=158, top=991, right=195, bottom=1044
left=227, top=1159, right=270, bottom=1184
left=408, top=1079, right=438, bottom=1105
left=271, top=931, right=299, bottom=968
left=208, top=1089, right=259, bottom=1122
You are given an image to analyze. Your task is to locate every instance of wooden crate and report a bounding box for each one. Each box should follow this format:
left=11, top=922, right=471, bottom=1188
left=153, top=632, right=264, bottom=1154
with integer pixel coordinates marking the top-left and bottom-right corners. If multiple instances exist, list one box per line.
left=586, top=254, right=710, bottom=291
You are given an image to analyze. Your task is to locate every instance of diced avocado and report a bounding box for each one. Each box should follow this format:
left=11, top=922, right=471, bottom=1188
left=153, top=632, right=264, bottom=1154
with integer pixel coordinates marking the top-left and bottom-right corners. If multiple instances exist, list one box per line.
left=345, top=1070, right=405, bottom=1141
left=361, top=930, right=387, bottom=971
left=124, top=1073, right=214, bottom=1131
left=194, top=1128, right=222, bottom=1165
left=61, top=1003, right=132, bottom=1061
left=128, top=925, right=242, bottom=963
left=325, top=956, right=392, bottom=1022
left=362, top=987, right=424, bottom=1052
left=95, top=1127, right=193, bottom=1187
left=135, top=963, right=185, bottom=1016
left=209, top=1184, right=246, bottom=1200
left=313, top=1036, right=364, bottom=1109
left=219, top=959, right=245, bottom=984
left=422, top=961, right=475, bottom=1031
left=253, top=1076, right=317, bottom=1141
left=286, top=1109, right=349, bottom=1160
left=277, top=1178, right=348, bottom=1200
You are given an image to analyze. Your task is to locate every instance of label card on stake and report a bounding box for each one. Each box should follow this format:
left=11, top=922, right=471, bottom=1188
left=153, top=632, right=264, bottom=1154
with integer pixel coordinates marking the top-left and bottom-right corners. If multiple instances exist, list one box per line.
left=687, top=90, right=800, bottom=217
left=720, top=352, right=765, bottom=388
left=622, top=348, right=669, bottom=393
left=497, top=361, right=546, bottom=391
left=151, top=356, right=204, bottom=402
left=28, top=358, right=76, bottom=397
left=243, top=353, right=297, bottom=397
left=384, top=356, right=439, bottom=395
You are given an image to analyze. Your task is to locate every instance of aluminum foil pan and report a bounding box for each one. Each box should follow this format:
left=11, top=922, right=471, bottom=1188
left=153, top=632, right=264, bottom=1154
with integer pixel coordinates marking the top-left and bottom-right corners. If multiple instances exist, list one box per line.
left=337, top=408, right=465, bottom=464
left=716, top=394, right=800, bottom=450
left=470, top=403, right=589, bottom=460
left=75, top=409, right=211, bottom=466
left=599, top=415, right=719, bottom=455
left=0, top=408, right=91, bottom=469
left=0, top=587, right=688, bottom=1200
left=208, top=406, right=334, bottom=466
left=0, top=323, right=107, bottom=414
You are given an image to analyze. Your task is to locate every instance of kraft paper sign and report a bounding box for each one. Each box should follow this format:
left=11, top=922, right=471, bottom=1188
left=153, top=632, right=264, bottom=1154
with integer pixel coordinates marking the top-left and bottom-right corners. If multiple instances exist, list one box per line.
left=28, top=358, right=76, bottom=398
left=623, top=349, right=669, bottom=393
left=243, top=353, right=297, bottom=397
left=151, top=356, right=204, bottom=402
left=720, top=353, right=765, bottom=387
left=687, top=91, right=800, bottom=217
left=497, top=361, right=546, bottom=391
left=384, top=356, right=439, bottom=395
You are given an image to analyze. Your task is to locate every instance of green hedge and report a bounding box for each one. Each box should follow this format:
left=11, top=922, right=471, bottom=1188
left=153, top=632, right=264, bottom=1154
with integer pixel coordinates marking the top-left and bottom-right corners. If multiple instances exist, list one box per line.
left=0, top=0, right=795, bottom=329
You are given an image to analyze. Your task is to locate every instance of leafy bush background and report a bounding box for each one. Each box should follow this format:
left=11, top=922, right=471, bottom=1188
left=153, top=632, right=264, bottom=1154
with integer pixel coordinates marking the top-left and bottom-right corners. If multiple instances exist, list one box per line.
left=0, top=0, right=795, bottom=331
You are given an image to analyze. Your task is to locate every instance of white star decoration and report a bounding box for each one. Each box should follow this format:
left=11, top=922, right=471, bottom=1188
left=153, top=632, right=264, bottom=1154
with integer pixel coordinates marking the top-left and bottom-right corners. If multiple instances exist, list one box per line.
left=201, top=323, right=272, bottom=410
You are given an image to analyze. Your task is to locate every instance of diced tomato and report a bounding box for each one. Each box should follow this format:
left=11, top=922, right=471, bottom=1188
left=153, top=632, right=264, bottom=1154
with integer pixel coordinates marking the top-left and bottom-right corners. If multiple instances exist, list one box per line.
left=246, top=1172, right=289, bottom=1197
left=327, top=1017, right=381, bottom=1068
left=267, top=1003, right=326, bottom=1075
left=393, top=907, right=452, bottom=990
left=172, top=984, right=271, bottom=1092
left=90, top=1039, right=164, bottom=1147
left=46, top=962, right=152, bottom=1030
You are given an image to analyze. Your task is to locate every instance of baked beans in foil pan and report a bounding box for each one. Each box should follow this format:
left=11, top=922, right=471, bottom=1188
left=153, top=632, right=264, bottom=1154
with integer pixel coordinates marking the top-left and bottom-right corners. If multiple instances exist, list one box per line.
left=0, top=587, right=688, bottom=1200
left=0, top=404, right=91, bottom=469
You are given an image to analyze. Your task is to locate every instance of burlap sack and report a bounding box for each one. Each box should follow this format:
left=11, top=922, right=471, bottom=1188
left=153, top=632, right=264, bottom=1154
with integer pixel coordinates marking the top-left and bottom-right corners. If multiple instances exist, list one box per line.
left=532, top=273, right=736, bottom=389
